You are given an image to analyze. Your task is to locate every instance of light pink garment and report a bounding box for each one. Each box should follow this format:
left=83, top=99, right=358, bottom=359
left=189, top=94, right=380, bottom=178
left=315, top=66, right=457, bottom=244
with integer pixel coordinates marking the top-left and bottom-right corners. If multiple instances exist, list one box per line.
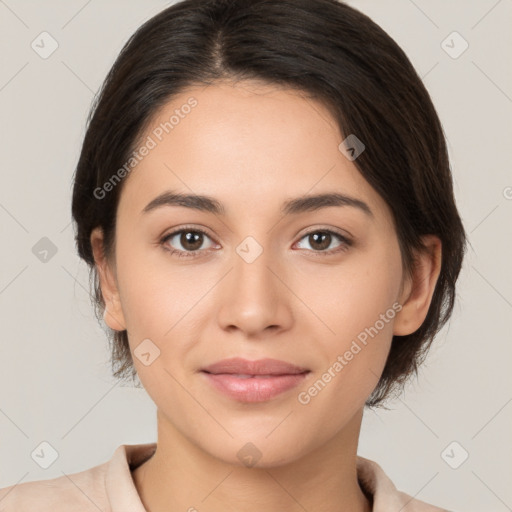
left=0, top=443, right=450, bottom=511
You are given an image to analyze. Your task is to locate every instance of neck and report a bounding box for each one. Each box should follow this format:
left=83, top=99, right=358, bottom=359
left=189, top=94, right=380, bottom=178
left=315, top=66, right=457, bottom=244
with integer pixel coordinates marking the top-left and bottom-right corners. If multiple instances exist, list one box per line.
left=132, top=408, right=372, bottom=512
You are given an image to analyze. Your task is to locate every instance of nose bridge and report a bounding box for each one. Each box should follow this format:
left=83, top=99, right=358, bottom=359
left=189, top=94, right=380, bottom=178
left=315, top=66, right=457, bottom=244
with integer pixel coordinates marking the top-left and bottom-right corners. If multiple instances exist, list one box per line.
left=233, top=234, right=278, bottom=301
left=216, top=233, right=292, bottom=335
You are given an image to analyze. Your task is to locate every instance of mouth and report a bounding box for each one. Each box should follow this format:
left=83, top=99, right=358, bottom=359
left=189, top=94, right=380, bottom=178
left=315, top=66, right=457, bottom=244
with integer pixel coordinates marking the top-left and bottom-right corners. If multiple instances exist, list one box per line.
left=200, top=357, right=310, bottom=403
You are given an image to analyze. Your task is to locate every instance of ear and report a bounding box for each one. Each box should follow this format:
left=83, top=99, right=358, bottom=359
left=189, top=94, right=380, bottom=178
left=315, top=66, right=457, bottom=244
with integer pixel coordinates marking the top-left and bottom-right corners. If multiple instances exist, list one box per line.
left=393, top=235, right=442, bottom=336
left=90, top=227, right=126, bottom=332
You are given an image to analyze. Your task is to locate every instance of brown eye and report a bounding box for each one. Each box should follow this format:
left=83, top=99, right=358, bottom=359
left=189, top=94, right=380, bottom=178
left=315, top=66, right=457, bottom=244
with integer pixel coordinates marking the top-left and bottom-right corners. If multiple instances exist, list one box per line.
left=161, top=228, right=217, bottom=258
left=295, top=229, right=352, bottom=255
left=307, top=232, right=332, bottom=251
left=178, top=231, right=204, bottom=251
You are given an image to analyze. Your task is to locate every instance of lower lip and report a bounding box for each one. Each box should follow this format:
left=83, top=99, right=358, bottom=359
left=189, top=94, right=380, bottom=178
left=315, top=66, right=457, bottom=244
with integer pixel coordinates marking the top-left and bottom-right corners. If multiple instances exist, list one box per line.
left=201, top=372, right=309, bottom=403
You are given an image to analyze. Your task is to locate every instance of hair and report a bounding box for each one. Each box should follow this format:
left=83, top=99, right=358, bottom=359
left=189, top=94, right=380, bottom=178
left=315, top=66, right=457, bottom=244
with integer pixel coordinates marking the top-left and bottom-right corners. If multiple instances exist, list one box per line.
left=71, top=0, right=467, bottom=408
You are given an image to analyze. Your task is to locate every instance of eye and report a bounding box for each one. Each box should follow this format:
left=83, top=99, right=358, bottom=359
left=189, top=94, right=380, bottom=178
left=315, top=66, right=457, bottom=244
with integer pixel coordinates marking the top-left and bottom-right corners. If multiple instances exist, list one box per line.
left=160, top=227, right=218, bottom=258
left=294, top=229, right=352, bottom=256
left=160, top=226, right=352, bottom=259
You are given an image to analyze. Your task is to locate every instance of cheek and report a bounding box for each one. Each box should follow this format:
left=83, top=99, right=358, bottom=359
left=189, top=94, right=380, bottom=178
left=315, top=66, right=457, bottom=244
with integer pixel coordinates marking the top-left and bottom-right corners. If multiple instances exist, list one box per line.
left=114, top=246, right=218, bottom=368
left=295, top=272, right=400, bottom=417
left=295, top=240, right=402, bottom=401
left=119, top=270, right=199, bottom=339
left=302, top=244, right=402, bottom=344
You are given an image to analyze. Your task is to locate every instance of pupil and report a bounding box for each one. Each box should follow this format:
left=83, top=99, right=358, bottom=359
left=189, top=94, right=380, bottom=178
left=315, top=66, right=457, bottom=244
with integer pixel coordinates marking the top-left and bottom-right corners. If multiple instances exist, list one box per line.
left=183, top=231, right=202, bottom=250
left=177, top=231, right=332, bottom=252
left=311, top=232, right=330, bottom=250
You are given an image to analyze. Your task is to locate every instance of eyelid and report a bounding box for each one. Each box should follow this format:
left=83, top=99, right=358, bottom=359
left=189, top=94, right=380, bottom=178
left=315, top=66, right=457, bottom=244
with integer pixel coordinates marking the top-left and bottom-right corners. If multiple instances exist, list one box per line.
left=161, top=224, right=215, bottom=240
left=294, top=227, right=353, bottom=254
left=296, top=225, right=353, bottom=242
left=160, top=225, right=218, bottom=248
left=160, top=224, right=353, bottom=258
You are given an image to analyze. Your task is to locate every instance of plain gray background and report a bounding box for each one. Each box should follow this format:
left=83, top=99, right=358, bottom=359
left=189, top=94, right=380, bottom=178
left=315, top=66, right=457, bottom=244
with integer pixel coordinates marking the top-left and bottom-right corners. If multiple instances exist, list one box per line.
left=0, top=1, right=511, bottom=511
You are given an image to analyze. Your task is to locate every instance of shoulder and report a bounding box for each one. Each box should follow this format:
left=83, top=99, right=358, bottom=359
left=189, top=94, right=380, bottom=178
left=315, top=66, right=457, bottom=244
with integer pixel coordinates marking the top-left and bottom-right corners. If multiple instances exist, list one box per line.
left=357, top=456, right=451, bottom=512
left=0, top=461, right=110, bottom=512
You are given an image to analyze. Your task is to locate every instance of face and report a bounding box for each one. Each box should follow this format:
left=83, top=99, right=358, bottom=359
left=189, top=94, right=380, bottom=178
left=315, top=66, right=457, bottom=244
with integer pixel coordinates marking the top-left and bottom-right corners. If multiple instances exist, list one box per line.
left=92, top=80, right=433, bottom=467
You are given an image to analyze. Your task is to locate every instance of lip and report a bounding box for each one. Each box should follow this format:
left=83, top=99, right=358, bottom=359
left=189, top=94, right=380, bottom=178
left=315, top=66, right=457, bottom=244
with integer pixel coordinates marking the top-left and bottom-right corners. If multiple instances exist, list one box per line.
left=200, top=357, right=310, bottom=403
left=201, top=357, right=309, bottom=376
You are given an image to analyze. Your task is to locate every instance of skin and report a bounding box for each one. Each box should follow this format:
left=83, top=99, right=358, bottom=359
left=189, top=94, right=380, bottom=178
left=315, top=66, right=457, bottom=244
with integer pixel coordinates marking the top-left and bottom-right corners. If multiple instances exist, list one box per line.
left=91, top=80, right=442, bottom=512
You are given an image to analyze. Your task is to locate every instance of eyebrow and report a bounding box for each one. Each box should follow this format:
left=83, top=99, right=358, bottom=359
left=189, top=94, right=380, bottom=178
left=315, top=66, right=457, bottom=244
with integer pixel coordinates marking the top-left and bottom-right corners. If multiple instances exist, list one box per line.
left=141, top=190, right=373, bottom=218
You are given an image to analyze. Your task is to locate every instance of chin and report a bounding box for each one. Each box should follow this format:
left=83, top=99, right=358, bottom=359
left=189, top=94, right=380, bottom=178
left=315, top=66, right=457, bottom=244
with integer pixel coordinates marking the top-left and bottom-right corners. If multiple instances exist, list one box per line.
left=195, top=432, right=311, bottom=469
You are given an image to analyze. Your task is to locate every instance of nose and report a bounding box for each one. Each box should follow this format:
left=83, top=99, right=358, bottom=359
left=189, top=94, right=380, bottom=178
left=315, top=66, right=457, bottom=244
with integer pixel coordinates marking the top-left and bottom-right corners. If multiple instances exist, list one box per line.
left=216, top=243, right=294, bottom=338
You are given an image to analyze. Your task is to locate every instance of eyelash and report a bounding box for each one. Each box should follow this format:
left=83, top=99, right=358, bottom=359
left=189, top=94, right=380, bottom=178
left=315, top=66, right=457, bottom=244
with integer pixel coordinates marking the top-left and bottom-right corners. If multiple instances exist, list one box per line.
left=160, top=225, right=353, bottom=259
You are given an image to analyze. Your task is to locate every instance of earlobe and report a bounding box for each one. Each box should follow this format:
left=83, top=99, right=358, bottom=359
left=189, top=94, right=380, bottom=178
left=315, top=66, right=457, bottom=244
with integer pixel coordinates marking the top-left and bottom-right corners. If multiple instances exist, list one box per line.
left=90, top=227, right=126, bottom=332
left=102, top=297, right=126, bottom=332
left=393, top=235, right=442, bottom=336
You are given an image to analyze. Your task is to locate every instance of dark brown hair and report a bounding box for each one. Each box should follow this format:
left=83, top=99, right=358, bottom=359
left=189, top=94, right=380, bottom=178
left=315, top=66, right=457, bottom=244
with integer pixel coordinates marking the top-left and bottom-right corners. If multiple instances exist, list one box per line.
left=71, top=0, right=467, bottom=408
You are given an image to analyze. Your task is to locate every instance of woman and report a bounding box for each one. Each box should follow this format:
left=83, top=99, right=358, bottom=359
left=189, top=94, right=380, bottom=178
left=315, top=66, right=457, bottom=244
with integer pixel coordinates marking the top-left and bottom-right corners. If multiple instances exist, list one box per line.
left=0, top=0, right=466, bottom=510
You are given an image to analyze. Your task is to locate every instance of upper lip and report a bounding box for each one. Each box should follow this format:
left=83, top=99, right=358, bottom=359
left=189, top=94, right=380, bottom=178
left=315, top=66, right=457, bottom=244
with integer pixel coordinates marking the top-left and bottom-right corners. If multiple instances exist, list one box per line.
left=201, top=357, right=309, bottom=376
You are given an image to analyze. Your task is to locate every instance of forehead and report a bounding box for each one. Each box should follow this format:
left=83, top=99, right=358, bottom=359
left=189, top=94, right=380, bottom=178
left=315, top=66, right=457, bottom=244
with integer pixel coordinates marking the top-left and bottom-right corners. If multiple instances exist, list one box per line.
left=117, top=81, right=392, bottom=225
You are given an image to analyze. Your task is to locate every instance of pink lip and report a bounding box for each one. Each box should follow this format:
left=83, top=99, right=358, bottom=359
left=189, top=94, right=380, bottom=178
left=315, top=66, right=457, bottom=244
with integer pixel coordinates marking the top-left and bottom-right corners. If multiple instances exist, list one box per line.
left=202, top=357, right=309, bottom=375
left=200, top=357, right=310, bottom=403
